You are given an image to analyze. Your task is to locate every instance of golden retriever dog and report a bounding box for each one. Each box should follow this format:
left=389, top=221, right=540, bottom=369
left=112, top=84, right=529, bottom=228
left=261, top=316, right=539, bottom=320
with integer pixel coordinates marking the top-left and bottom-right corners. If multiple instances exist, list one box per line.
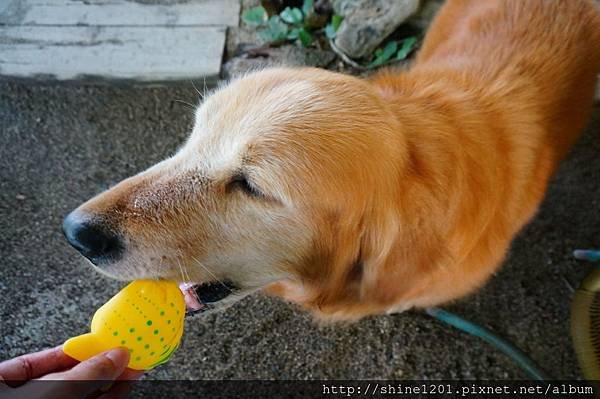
left=63, top=0, right=600, bottom=321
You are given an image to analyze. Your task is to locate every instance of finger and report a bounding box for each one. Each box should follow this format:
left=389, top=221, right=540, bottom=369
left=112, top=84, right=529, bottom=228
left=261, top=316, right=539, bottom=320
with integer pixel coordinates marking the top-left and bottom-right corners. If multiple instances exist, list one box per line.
left=42, top=347, right=130, bottom=381
left=0, top=346, right=78, bottom=386
left=38, top=348, right=130, bottom=398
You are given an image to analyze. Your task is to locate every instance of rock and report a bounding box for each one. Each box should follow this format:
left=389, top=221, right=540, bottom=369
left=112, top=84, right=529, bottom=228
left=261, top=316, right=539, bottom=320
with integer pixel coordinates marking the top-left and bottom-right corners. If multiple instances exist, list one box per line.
left=222, top=45, right=336, bottom=79
left=333, top=0, right=420, bottom=59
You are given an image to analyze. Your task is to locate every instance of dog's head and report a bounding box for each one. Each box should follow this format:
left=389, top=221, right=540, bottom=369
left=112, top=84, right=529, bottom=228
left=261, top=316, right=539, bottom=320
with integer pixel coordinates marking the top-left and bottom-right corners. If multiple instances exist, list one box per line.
left=64, top=68, right=431, bottom=320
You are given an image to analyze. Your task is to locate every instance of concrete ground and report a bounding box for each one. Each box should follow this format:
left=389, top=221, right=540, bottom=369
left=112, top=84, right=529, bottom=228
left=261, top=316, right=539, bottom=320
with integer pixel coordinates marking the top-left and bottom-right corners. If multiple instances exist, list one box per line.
left=0, top=80, right=598, bottom=383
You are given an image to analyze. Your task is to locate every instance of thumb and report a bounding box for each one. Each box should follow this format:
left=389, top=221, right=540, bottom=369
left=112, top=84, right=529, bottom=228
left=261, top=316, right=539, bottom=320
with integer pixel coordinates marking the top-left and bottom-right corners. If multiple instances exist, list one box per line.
left=37, top=348, right=130, bottom=398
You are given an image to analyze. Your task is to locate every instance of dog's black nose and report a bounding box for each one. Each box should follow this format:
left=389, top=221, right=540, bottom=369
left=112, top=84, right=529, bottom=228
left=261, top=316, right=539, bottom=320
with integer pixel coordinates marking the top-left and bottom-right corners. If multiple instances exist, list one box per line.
left=62, top=211, right=122, bottom=264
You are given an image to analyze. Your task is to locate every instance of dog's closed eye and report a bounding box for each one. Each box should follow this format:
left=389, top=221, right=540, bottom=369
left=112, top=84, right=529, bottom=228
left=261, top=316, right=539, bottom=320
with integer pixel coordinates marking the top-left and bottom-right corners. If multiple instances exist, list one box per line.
left=227, top=173, right=264, bottom=198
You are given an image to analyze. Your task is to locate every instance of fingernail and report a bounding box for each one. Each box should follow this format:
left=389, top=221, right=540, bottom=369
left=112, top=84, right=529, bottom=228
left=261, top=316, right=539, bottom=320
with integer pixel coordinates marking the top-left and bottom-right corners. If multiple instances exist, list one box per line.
left=105, top=347, right=129, bottom=366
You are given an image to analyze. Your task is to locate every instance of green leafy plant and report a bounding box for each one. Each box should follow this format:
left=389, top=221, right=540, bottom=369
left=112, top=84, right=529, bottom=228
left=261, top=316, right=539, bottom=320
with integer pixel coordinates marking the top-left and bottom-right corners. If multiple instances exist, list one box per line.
left=302, top=0, right=314, bottom=15
left=280, top=7, right=303, bottom=24
left=242, top=2, right=416, bottom=69
left=396, top=37, right=417, bottom=60
left=368, top=37, right=417, bottom=68
left=242, top=1, right=328, bottom=47
left=242, top=6, right=268, bottom=26
left=258, top=15, right=289, bottom=43
left=325, top=14, right=343, bottom=39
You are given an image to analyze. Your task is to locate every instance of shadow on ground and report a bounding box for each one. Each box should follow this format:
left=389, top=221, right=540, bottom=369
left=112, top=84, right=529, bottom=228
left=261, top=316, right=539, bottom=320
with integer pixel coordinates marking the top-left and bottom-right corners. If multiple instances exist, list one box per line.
left=0, top=81, right=598, bottom=382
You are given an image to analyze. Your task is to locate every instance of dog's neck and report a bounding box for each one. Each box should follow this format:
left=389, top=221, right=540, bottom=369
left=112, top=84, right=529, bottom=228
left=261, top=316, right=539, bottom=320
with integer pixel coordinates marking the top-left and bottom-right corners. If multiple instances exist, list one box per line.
left=365, top=66, right=555, bottom=308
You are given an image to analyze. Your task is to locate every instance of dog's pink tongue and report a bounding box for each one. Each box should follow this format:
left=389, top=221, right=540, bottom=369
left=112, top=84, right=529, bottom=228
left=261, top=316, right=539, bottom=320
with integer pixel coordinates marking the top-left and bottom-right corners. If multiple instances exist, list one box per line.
left=179, top=282, right=204, bottom=312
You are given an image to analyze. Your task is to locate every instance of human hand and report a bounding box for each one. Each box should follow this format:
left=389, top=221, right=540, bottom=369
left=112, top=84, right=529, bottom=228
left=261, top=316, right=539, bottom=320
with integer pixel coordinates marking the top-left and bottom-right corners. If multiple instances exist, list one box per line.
left=0, top=346, right=143, bottom=399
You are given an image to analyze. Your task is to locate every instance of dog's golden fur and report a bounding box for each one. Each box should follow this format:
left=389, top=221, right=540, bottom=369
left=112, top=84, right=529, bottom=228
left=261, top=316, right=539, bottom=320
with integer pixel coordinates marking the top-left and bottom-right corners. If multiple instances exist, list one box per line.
left=73, top=0, right=600, bottom=320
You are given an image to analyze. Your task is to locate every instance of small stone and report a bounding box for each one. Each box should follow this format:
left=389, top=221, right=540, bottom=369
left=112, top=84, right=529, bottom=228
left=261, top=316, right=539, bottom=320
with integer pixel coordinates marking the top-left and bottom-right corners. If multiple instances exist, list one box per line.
left=333, top=0, right=420, bottom=59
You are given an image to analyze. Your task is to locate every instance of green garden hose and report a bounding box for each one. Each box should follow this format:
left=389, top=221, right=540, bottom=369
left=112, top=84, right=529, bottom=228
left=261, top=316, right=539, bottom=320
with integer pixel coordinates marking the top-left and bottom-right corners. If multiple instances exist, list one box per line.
left=425, top=249, right=600, bottom=380
left=425, top=307, right=549, bottom=380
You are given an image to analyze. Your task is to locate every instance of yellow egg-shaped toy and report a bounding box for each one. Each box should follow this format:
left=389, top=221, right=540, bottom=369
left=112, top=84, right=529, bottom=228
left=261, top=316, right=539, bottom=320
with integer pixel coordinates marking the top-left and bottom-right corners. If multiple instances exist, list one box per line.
left=63, top=280, right=185, bottom=370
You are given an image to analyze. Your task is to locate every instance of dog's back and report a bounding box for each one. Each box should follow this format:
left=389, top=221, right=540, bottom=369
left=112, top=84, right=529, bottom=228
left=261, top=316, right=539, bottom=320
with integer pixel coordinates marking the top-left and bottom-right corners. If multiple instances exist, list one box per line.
left=417, top=0, right=600, bottom=158
left=368, top=0, right=600, bottom=309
